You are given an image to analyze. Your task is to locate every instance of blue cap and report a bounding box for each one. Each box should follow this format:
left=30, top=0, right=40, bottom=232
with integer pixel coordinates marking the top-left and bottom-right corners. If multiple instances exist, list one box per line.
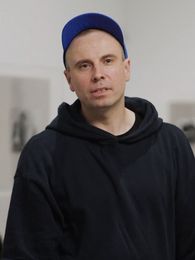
left=62, top=13, right=128, bottom=61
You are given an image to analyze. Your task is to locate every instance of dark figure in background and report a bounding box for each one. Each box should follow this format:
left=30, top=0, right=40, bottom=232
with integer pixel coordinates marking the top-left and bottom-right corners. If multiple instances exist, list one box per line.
left=2, top=13, right=195, bottom=260
left=12, top=112, right=28, bottom=152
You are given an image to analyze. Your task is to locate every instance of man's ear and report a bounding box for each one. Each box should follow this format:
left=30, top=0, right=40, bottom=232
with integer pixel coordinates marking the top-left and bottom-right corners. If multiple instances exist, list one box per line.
left=64, top=70, right=75, bottom=92
left=64, top=69, right=71, bottom=84
left=124, top=58, right=131, bottom=82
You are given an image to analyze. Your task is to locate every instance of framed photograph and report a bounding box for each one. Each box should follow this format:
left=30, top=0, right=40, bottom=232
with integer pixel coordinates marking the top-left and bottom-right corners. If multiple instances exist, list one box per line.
left=8, top=77, right=50, bottom=152
left=170, top=102, right=195, bottom=154
left=0, top=74, right=50, bottom=187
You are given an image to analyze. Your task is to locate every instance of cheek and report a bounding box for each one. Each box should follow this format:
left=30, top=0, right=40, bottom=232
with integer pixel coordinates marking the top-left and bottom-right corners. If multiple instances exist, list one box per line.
left=70, top=75, right=89, bottom=93
left=109, top=68, right=127, bottom=84
left=106, top=64, right=127, bottom=77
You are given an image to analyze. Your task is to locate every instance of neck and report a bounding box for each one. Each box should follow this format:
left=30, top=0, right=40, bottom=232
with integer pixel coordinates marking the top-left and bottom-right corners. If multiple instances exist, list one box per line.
left=81, top=105, right=135, bottom=136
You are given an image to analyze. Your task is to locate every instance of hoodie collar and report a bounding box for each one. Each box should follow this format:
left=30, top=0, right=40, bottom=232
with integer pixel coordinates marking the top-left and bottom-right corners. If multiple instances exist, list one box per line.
left=46, top=97, right=163, bottom=144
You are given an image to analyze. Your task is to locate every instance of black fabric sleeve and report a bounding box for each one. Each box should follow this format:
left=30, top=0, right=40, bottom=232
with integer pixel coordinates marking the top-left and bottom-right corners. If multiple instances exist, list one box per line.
left=175, top=130, right=195, bottom=260
left=2, top=138, right=72, bottom=260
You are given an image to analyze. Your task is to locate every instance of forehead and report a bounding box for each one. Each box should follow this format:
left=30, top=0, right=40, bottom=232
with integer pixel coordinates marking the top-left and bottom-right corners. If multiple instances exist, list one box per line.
left=66, top=29, right=123, bottom=56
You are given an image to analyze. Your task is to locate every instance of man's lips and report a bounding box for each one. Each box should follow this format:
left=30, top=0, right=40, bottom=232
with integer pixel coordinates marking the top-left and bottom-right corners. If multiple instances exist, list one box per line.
left=90, top=87, right=112, bottom=98
left=90, top=87, right=111, bottom=93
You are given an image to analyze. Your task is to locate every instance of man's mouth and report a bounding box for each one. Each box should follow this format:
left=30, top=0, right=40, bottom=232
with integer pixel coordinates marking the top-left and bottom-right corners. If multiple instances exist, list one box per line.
left=91, top=87, right=110, bottom=93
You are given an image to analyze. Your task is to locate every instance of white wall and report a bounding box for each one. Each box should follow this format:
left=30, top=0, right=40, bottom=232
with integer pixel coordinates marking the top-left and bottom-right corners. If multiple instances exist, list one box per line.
left=0, top=0, right=128, bottom=68
left=124, top=0, right=195, bottom=120
left=0, top=0, right=195, bottom=238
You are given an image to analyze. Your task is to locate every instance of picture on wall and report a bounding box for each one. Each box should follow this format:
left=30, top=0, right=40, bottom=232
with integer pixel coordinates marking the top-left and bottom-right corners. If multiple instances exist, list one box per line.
left=0, top=75, right=50, bottom=180
left=170, top=102, right=195, bottom=154
left=11, top=109, right=37, bottom=152
left=8, top=76, right=50, bottom=152
left=0, top=73, right=51, bottom=238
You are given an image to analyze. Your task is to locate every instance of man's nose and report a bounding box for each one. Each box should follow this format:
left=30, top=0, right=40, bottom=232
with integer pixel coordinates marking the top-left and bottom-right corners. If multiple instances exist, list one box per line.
left=92, top=64, right=105, bottom=82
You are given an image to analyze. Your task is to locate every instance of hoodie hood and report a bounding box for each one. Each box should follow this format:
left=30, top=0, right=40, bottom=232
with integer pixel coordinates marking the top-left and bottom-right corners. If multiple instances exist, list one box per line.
left=46, top=97, right=163, bottom=144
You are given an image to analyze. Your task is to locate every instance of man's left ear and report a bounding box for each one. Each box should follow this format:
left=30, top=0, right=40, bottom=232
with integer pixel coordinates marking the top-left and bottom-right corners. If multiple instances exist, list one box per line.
left=124, top=58, right=131, bottom=81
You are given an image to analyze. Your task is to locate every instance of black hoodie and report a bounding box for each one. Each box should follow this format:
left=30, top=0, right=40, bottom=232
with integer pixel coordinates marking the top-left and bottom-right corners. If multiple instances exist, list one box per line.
left=3, top=97, right=195, bottom=260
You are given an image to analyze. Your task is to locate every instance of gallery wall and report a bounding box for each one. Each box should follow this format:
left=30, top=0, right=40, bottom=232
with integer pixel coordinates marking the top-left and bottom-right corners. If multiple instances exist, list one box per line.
left=125, top=1, right=195, bottom=119
left=0, top=0, right=195, bottom=238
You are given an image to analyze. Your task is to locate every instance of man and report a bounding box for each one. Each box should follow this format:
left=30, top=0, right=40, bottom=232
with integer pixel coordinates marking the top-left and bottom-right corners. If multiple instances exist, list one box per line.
left=2, top=13, right=195, bottom=259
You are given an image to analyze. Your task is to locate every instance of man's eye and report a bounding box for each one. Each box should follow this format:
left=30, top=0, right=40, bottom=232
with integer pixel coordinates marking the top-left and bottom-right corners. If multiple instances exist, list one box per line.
left=104, top=58, right=113, bottom=64
left=79, top=63, right=91, bottom=70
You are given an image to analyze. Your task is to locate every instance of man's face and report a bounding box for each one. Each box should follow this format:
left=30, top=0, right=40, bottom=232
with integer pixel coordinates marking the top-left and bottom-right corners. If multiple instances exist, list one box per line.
left=64, top=29, right=130, bottom=113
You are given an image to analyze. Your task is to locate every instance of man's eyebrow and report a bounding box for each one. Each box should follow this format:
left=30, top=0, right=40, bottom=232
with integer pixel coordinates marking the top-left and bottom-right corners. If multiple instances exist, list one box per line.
left=101, top=54, right=117, bottom=59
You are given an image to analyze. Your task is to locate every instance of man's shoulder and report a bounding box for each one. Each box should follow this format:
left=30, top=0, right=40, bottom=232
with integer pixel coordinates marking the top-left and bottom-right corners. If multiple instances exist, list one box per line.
left=25, top=129, right=53, bottom=150
left=160, top=122, right=193, bottom=152
left=162, top=122, right=179, bottom=132
left=18, top=129, right=57, bottom=163
left=162, top=122, right=187, bottom=139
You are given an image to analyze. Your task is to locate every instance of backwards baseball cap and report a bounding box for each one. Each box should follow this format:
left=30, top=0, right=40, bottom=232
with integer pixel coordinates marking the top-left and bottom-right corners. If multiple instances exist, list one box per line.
left=62, top=13, right=128, bottom=66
